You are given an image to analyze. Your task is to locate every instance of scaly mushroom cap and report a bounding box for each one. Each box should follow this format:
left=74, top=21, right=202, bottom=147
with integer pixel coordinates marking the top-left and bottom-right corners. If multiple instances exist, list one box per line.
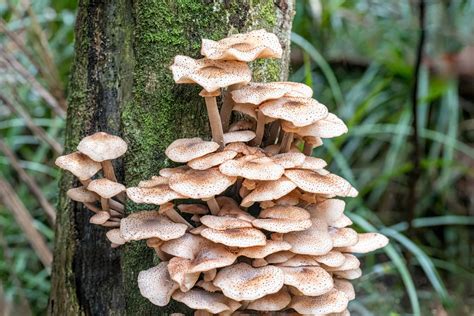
left=290, top=288, right=349, bottom=314
left=159, top=166, right=190, bottom=178
left=334, top=268, right=362, bottom=280
left=223, top=130, right=256, bottom=144
left=237, top=240, right=292, bottom=259
left=329, top=228, right=359, bottom=248
left=120, top=211, right=187, bottom=241
left=260, top=205, right=310, bottom=220
left=314, top=251, right=346, bottom=267
left=252, top=205, right=312, bottom=233
left=284, top=218, right=333, bottom=256
left=232, top=82, right=313, bottom=105
left=200, top=227, right=266, bottom=247
left=337, top=232, right=389, bottom=253
left=126, top=184, right=186, bottom=205
left=280, top=266, right=333, bottom=296
left=160, top=233, right=210, bottom=259
left=284, top=169, right=358, bottom=197
left=271, top=152, right=306, bottom=169
left=138, top=176, right=169, bottom=188
left=167, top=257, right=200, bottom=292
left=282, top=113, right=348, bottom=139
left=77, top=132, right=128, bottom=162
left=106, top=229, right=126, bottom=245
left=137, top=262, right=178, bottom=306
left=259, top=97, right=328, bottom=127
left=326, top=254, right=360, bottom=272
left=266, top=251, right=296, bottom=264
left=307, top=199, right=345, bottom=225
left=165, top=138, right=220, bottom=163
left=169, top=168, right=236, bottom=199
left=200, top=215, right=252, bottom=230
left=87, top=178, right=126, bottom=199
left=55, top=152, right=102, bottom=180
left=201, top=29, right=282, bottom=62
left=334, top=279, right=355, bottom=301
left=67, top=186, right=97, bottom=203
left=188, top=244, right=237, bottom=273
left=172, top=289, right=240, bottom=314
left=299, top=156, right=328, bottom=171
left=247, top=287, right=292, bottom=311
left=213, top=263, right=285, bottom=301
left=170, top=56, right=251, bottom=92
left=220, top=156, right=284, bottom=181
left=276, top=254, right=319, bottom=267
left=188, top=150, right=237, bottom=170
left=241, top=176, right=297, bottom=207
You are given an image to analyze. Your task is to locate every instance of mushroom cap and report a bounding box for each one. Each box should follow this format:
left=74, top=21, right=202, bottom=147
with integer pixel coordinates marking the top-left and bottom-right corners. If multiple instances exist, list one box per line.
left=337, top=232, right=389, bottom=253
left=165, top=138, right=220, bottom=163
left=200, top=215, right=253, bottom=230
left=228, top=120, right=255, bottom=132
left=241, top=176, right=297, bottom=207
left=334, top=268, right=362, bottom=280
left=307, top=199, right=345, bottom=225
left=89, top=211, right=111, bottom=225
left=120, top=211, right=187, bottom=241
left=137, top=262, right=178, bottom=306
left=217, top=206, right=256, bottom=222
left=213, top=263, right=285, bottom=301
left=159, top=165, right=190, bottom=178
left=282, top=113, right=348, bottom=139
left=232, top=82, right=313, bottom=105
left=170, top=55, right=251, bottom=92
left=77, top=132, right=128, bottom=162
left=223, top=130, right=256, bottom=145
left=177, top=203, right=209, bottom=215
left=87, top=178, right=126, bottom=198
left=237, top=240, right=292, bottom=259
left=201, top=29, right=282, bottom=62
left=220, top=156, right=284, bottom=181
left=259, top=205, right=310, bottom=220
left=284, top=218, right=333, bottom=256
left=160, top=233, right=210, bottom=259
left=329, top=228, right=359, bottom=248
left=188, top=244, right=237, bottom=273
left=169, top=168, right=236, bottom=199
left=105, top=229, right=126, bottom=245
left=252, top=218, right=312, bottom=233
left=334, top=279, right=355, bottom=301
left=126, top=184, right=186, bottom=205
left=200, top=227, right=266, bottom=247
left=331, top=214, right=353, bottom=228
left=247, top=287, right=291, bottom=311
left=259, top=97, right=328, bottom=127
left=314, top=251, right=346, bottom=267
left=290, top=288, right=349, bottom=314
left=280, top=266, right=333, bottom=296
left=138, top=176, right=169, bottom=188
left=266, top=251, right=296, bottom=264
left=55, top=152, right=102, bottom=180
left=299, top=156, right=328, bottom=171
left=172, top=289, right=240, bottom=314
left=276, top=254, right=319, bottom=267
left=167, top=257, right=200, bottom=292
left=326, top=254, right=360, bottom=272
left=233, top=103, right=258, bottom=120
left=271, top=152, right=306, bottom=169
left=188, top=150, right=237, bottom=170
left=67, top=186, right=97, bottom=203
left=224, top=142, right=264, bottom=156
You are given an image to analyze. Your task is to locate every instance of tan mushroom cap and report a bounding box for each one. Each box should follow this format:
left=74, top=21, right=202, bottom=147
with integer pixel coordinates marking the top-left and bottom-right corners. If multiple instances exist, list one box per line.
left=247, top=287, right=292, bottom=311
left=169, top=168, right=236, bottom=199
left=137, top=262, right=178, bottom=306
left=126, top=184, right=186, bottom=205
left=159, top=166, right=189, bottom=178
left=330, top=228, right=359, bottom=248
left=290, top=288, right=349, bottom=314
left=228, top=120, right=255, bottom=132
left=224, top=142, right=263, bottom=156
left=307, top=199, right=345, bottom=225
left=220, top=156, right=284, bottom=181
left=326, top=254, right=360, bottom=272
left=276, top=254, right=319, bottom=267
left=87, top=178, right=126, bottom=198
left=252, top=217, right=312, bottom=233
left=271, top=152, right=306, bottom=168
left=223, top=130, right=256, bottom=145
left=266, top=251, right=296, bottom=264
left=200, top=215, right=252, bottom=230
left=284, top=169, right=358, bottom=197
left=217, top=206, right=256, bottom=222
left=120, top=211, right=187, bottom=241
left=334, top=268, right=362, bottom=280
left=170, top=55, right=251, bottom=92
left=165, top=138, right=220, bottom=163
left=233, top=103, right=258, bottom=120
left=200, top=227, right=266, bottom=247
left=55, top=152, right=102, bottom=180
left=160, top=233, right=210, bottom=259
left=177, top=203, right=209, bottom=215
left=213, top=263, right=285, bottom=301
left=260, top=205, right=310, bottom=220
left=238, top=240, right=292, bottom=259
left=232, top=82, right=313, bottom=105
left=67, top=186, right=97, bottom=203
left=106, top=229, right=126, bottom=245
left=284, top=218, right=332, bottom=256
left=314, top=250, right=345, bottom=267
left=331, top=214, right=353, bottom=228
left=196, top=280, right=220, bottom=292
left=188, top=150, right=237, bottom=170
left=77, top=132, right=128, bottom=162
left=274, top=190, right=302, bottom=206
left=188, top=244, right=237, bottom=273
left=259, top=97, right=329, bottom=127
left=201, top=29, right=282, bottom=62
left=282, top=113, right=348, bottom=139
left=138, top=176, right=168, bottom=188
left=167, top=257, right=200, bottom=292
left=299, top=156, right=328, bottom=171
left=333, top=279, right=355, bottom=301
left=89, top=211, right=110, bottom=225
left=280, top=266, right=333, bottom=296
left=241, top=176, right=297, bottom=207
left=173, top=289, right=240, bottom=314
left=337, top=232, right=389, bottom=253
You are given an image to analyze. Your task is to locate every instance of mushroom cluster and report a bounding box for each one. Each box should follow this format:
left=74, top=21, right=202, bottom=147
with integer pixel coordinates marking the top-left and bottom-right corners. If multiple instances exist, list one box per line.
left=55, top=29, right=389, bottom=315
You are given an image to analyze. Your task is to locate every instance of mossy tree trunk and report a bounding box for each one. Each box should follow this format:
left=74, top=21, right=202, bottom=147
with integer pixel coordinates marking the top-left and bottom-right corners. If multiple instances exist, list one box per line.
left=49, top=0, right=294, bottom=314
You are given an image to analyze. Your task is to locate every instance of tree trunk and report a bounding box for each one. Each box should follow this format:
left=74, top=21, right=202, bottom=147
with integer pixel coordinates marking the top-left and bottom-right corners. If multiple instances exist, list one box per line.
left=49, top=0, right=294, bottom=314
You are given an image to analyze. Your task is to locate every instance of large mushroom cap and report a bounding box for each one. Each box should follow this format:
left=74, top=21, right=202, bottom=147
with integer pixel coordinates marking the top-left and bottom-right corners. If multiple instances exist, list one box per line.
left=77, top=132, right=127, bottom=162
left=55, top=152, right=102, bottom=180
left=165, top=138, right=220, bottom=163
left=271, top=152, right=306, bottom=168
left=220, top=156, right=284, bottom=181
left=252, top=205, right=312, bottom=233
left=137, top=262, right=178, bottom=306
left=160, top=233, right=210, bottom=259
left=284, top=218, right=333, bottom=256
left=188, top=150, right=237, bottom=170
left=200, top=215, right=252, bottom=230
left=280, top=266, right=333, bottom=296
left=169, top=168, right=236, bottom=199
left=247, top=287, right=292, bottom=311
left=120, top=211, right=187, bottom=241
left=241, top=176, right=297, bottom=207
left=188, top=244, right=237, bottom=273
left=282, top=112, right=348, bottom=139
left=172, top=289, right=240, bottom=314
left=237, top=240, right=292, bottom=259
left=259, top=97, right=328, bottom=127
left=67, top=186, right=97, bottom=203
left=201, top=29, right=282, bottom=62
left=232, top=82, right=313, bottom=105
left=87, top=178, right=125, bottom=198
left=126, top=184, right=186, bottom=205
left=337, top=232, right=389, bottom=253
left=213, top=263, right=285, bottom=301
left=200, top=227, right=266, bottom=247
left=223, top=130, right=256, bottom=144
left=290, top=288, right=349, bottom=314
left=170, top=56, right=251, bottom=92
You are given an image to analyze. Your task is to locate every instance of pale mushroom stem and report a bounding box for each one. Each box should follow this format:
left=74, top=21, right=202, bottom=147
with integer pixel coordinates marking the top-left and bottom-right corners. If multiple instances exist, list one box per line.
left=278, top=127, right=285, bottom=145
left=279, top=132, right=293, bottom=153
left=303, top=141, right=314, bottom=156
left=206, top=197, right=220, bottom=215
left=100, top=197, right=110, bottom=213
left=163, top=208, right=193, bottom=228
left=101, top=221, right=120, bottom=228
left=204, top=96, right=225, bottom=148
left=84, top=202, right=122, bottom=217
left=109, top=199, right=124, bottom=213
left=220, top=84, right=240, bottom=132
left=102, top=160, right=118, bottom=182
left=265, top=120, right=280, bottom=146
left=253, top=110, right=266, bottom=146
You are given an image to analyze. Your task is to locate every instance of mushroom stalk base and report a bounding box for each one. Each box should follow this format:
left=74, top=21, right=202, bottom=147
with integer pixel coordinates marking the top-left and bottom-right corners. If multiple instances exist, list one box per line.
left=220, top=84, right=239, bottom=132
left=303, top=142, right=314, bottom=156
left=265, top=120, right=280, bottom=146
left=279, top=132, right=294, bottom=153
left=206, top=197, right=220, bottom=215
left=253, top=110, right=266, bottom=146
left=102, top=160, right=118, bottom=182
left=164, top=209, right=193, bottom=228
left=204, top=96, right=225, bottom=148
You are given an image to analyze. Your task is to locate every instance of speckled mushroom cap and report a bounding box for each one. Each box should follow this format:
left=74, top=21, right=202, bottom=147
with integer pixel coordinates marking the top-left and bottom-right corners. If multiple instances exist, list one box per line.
left=120, top=211, right=187, bottom=241
left=213, top=263, right=285, bottom=301
left=282, top=113, right=348, bottom=139
left=307, top=199, right=345, bottom=224
left=231, top=82, right=313, bottom=105
left=284, top=218, right=333, bottom=256
left=170, top=55, right=251, bottom=92
left=200, top=215, right=252, bottom=230
left=280, top=266, right=333, bottom=296
left=67, top=186, right=97, bottom=203
left=241, top=176, right=297, bottom=207
left=167, top=257, right=200, bottom=292
left=160, top=233, right=210, bottom=259
left=105, top=229, right=126, bottom=245
left=55, top=152, right=102, bottom=180
left=330, top=227, right=359, bottom=248
left=172, top=289, right=240, bottom=314
left=138, top=176, right=169, bottom=188
left=252, top=205, right=313, bottom=233
left=223, top=130, right=256, bottom=145
left=247, top=287, right=292, bottom=311
left=276, top=254, right=319, bottom=267
left=201, top=29, right=282, bottom=62
left=326, top=254, right=360, bottom=272
left=188, top=150, right=237, bottom=170
left=232, top=102, right=258, bottom=120
left=237, top=240, right=292, bottom=259
left=266, top=251, right=295, bottom=264
left=334, top=279, right=355, bottom=301
left=331, top=214, right=353, bottom=228
left=259, top=97, right=329, bottom=127
left=334, top=268, right=362, bottom=280
left=314, top=251, right=346, bottom=267
left=87, top=178, right=126, bottom=198
left=126, top=184, right=186, bottom=205
left=165, top=138, right=220, bottom=163
left=89, top=211, right=110, bottom=225
left=200, top=227, right=266, bottom=247
left=271, top=152, right=306, bottom=168
left=159, top=166, right=190, bottom=178
left=137, top=262, right=178, bottom=307
left=169, top=168, right=236, bottom=199
left=77, top=132, right=128, bottom=162
left=177, top=203, right=209, bottom=215
left=299, top=156, right=328, bottom=171
left=290, top=288, right=349, bottom=315
left=220, top=156, right=284, bottom=181
left=337, top=232, right=389, bottom=253
left=188, top=244, right=238, bottom=273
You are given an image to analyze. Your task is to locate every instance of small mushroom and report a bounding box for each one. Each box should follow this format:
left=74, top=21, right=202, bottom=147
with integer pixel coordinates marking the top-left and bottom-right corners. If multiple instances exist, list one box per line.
left=314, top=251, right=346, bottom=268
left=280, top=266, right=333, bottom=296
left=105, top=228, right=126, bottom=246
left=333, top=268, right=362, bottom=280
left=283, top=218, right=333, bottom=256
left=137, top=262, right=178, bottom=306
left=240, top=176, right=297, bottom=207
left=290, top=288, right=349, bottom=315
left=329, top=227, right=359, bottom=248
left=165, top=138, right=220, bottom=163
left=160, top=233, right=210, bottom=259
left=172, top=289, right=240, bottom=314
left=336, top=232, right=389, bottom=253
left=200, top=215, right=252, bottom=230
left=334, top=279, right=355, bottom=301
left=265, top=251, right=296, bottom=264
left=237, top=240, right=292, bottom=259
left=89, top=211, right=111, bottom=225
left=219, top=156, right=284, bottom=181
left=126, top=184, right=186, bottom=205
left=177, top=203, right=209, bottom=215
left=87, top=178, right=125, bottom=213
left=120, top=211, right=187, bottom=241
left=66, top=186, right=98, bottom=203
left=271, top=152, right=306, bottom=169
left=247, top=287, right=291, bottom=311
left=223, top=130, right=256, bottom=145
left=167, top=257, right=200, bottom=292
left=252, top=205, right=312, bottom=233
left=326, top=254, right=360, bottom=272
left=187, top=150, right=237, bottom=170
left=200, top=227, right=266, bottom=247
left=282, top=113, right=348, bottom=139
left=55, top=152, right=102, bottom=186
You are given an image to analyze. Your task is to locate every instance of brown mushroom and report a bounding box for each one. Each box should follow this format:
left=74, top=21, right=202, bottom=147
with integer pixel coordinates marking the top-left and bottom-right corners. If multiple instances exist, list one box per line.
left=280, top=266, right=333, bottom=296
left=241, top=176, right=297, bottom=207
left=220, top=156, right=284, bottom=181
left=120, top=211, right=187, bottom=241
left=137, top=262, right=178, bottom=306
left=290, top=288, right=349, bottom=314
left=247, top=287, right=292, bottom=311
left=172, top=289, right=240, bottom=314
left=165, top=138, right=220, bottom=163
left=336, top=232, right=389, bottom=253
left=55, top=152, right=102, bottom=186
left=87, top=178, right=125, bottom=213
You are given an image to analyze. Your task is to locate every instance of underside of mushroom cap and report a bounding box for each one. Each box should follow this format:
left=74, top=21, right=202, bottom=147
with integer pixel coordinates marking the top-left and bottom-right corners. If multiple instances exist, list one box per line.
left=67, top=186, right=97, bottom=203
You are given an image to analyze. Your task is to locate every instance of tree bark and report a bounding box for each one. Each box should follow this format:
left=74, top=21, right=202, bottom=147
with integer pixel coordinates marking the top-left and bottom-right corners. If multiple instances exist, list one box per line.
left=49, top=0, right=294, bottom=314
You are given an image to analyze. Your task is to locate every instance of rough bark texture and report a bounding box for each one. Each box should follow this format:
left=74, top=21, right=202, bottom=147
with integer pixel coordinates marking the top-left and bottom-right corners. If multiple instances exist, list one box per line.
left=49, top=0, right=294, bottom=315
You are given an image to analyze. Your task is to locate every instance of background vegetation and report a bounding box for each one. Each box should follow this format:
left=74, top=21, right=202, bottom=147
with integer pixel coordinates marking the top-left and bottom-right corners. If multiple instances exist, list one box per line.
left=0, top=0, right=472, bottom=315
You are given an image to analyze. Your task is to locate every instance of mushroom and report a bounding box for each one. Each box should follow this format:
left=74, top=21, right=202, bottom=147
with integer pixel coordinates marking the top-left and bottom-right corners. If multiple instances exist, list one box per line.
left=336, top=232, right=389, bottom=253
left=276, top=255, right=319, bottom=267
left=119, top=211, right=187, bottom=241
left=334, top=279, right=355, bottom=301
left=89, top=211, right=111, bottom=225
left=252, top=205, right=312, bottom=233
left=55, top=152, right=102, bottom=186
left=158, top=203, right=192, bottom=228
left=187, top=150, right=237, bottom=170
left=237, top=240, right=292, bottom=259
left=333, top=268, right=362, bottom=280
left=271, top=152, right=306, bottom=169
left=329, top=227, right=359, bottom=248
left=203, top=269, right=217, bottom=282
left=87, top=178, right=125, bottom=213
left=138, top=176, right=169, bottom=188
left=187, top=244, right=237, bottom=273
left=314, top=251, right=346, bottom=268
left=280, top=266, right=333, bottom=296
left=126, top=184, right=186, bottom=205
left=105, top=229, right=126, bottom=246
left=302, top=136, right=323, bottom=156
left=200, top=227, right=266, bottom=247
left=325, top=254, right=360, bottom=272
left=240, top=176, right=297, bottom=207
left=283, top=218, right=333, bottom=256
left=77, top=132, right=127, bottom=182
left=167, top=257, right=200, bottom=292
left=219, top=156, right=284, bottom=181
left=165, top=138, right=220, bottom=163
left=290, top=288, right=349, bottom=315
left=177, top=203, right=209, bottom=215
left=281, top=113, right=348, bottom=139
left=200, top=215, right=253, bottom=230
left=252, top=258, right=268, bottom=267
left=247, top=287, right=292, bottom=311
left=159, top=165, right=190, bottom=178
left=228, top=120, right=255, bottom=132
left=160, top=233, right=210, bottom=259
left=172, top=289, right=240, bottom=314
left=196, top=280, right=220, bottom=292
left=265, top=251, right=296, bottom=264
left=223, top=130, right=256, bottom=145
left=137, top=262, right=178, bottom=306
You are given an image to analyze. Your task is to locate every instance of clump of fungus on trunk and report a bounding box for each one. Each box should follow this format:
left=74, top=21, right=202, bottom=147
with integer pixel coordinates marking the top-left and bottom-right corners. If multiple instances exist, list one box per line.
left=56, top=29, right=389, bottom=315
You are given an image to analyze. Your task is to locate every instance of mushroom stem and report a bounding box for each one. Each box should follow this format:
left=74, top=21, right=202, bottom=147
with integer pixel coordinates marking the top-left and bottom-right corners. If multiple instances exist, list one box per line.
left=279, top=132, right=293, bottom=153
left=265, top=120, right=280, bottom=146
left=278, top=127, right=285, bottom=144
left=253, top=110, right=266, bottom=146
left=220, top=84, right=239, bottom=132
left=303, top=141, right=314, bottom=156
left=80, top=179, right=91, bottom=187
left=100, top=197, right=110, bottom=212
left=163, top=209, right=193, bottom=228
left=84, top=202, right=122, bottom=217
left=234, top=177, right=243, bottom=200
left=101, top=221, right=120, bottom=228
left=153, top=247, right=170, bottom=261
left=102, top=160, right=118, bottom=182
left=204, top=96, right=225, bottom=148
left=206, top=197, right=220, bottom=215
left=109, top=199, right=124, bottom=213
